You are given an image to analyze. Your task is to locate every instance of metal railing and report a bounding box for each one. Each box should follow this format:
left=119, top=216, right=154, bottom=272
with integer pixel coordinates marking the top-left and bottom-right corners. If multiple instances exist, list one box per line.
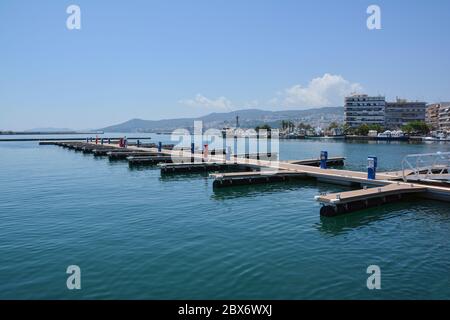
left=401, top=152, right=450, bottom=182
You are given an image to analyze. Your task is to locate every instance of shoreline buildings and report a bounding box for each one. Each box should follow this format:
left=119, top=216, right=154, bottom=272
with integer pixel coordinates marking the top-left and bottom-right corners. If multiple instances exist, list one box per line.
left=427, top=102, right=450, bottom=132
left=385, top=98, right=427, bottom=129
left=439, top=103, right=450, bottom=131
left=426, top=103, right=441, bottom=130
left=344, top=94, right=386, bottom=128
left=345, top=94, right=427, bottom=130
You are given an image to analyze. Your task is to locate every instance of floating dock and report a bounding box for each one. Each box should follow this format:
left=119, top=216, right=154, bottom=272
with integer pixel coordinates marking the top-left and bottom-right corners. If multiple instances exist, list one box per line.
left=158, top=157, right=345, bottom=174
left=40, top=140, right=450, bottom=217
left=285, top=157, right=345, bottom=166
left=127, top=156, right=194, bottom=166
left=232, top=153, right=278, bottom=160
left=211, top=171, right=307, bottom=187
left=159, top=162, right=254, bottom=174
left=6, top=137, right=150, bottom=142
left=315, top=183, right=427, bottom=217
left=107, top=151, right=159, bottom=160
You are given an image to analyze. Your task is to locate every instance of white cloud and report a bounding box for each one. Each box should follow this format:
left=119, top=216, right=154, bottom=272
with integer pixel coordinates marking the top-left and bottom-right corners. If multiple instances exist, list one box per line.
left=273, top=73, right=363, bottom=108
left=179, top=94, right=233, bottom=110
left=179, top=74, right=362, bottom=111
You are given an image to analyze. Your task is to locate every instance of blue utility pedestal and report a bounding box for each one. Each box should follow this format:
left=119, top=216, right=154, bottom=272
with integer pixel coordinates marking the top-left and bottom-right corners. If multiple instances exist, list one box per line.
left=320, top=151, right=328, bottom=169
left=368, top=156, right=378, bottom=180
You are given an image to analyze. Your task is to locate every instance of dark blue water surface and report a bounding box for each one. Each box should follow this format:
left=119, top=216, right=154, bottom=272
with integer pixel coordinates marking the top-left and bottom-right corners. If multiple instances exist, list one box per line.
left=1, top=135, right=450, bottom=299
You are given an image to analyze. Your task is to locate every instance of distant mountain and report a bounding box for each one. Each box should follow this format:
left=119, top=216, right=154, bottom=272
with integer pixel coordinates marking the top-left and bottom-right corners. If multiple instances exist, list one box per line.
left=101, top=118, right=197, bottom=133
left=101, top=107, right=344, bottom=133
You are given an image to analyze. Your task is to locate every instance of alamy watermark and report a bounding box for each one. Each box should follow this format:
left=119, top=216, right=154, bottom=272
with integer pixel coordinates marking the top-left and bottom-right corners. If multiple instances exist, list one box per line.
left=367, top=265, right=381, bottom=290
left=367, top=5, right=381, bottom=30
left=64, top=4, right=381, bottom=31
left=66, top=5, right=81, bottom=30
left=66, top=265, right=81, bottom=290
left=170, top=121, right=281, bottom=173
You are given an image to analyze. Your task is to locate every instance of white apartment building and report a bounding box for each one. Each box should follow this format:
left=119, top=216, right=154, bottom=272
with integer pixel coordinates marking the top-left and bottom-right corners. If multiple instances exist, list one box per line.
left=344, top=94, right=386, bottom=127
left=438, top=102, right=450, bottom=132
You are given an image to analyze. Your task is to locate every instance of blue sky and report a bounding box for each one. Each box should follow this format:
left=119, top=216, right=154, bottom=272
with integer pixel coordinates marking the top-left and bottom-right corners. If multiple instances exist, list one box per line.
left=1, top=0, right=449, bottom=130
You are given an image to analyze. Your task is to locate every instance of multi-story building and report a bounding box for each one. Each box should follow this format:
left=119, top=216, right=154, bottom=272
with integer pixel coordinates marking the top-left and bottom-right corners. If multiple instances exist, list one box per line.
left=426, top=103, right=441, bottom=130
left=344, top=94, right=386, bottom=127
left=385, top=98, right=426, bottom=129
left=426, top=102, right=450, bottom=132
left=438, top=102, right=450, bottom=132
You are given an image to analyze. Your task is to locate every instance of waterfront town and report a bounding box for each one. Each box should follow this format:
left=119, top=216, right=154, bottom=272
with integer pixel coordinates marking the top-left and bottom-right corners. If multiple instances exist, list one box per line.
left=2, top=95, right=449, bottom=142
left=276, top=94, right=450, bottom=141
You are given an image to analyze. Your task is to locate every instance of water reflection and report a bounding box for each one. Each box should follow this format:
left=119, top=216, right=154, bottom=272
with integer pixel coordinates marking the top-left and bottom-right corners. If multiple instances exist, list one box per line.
left=127, top=165, right=159, bottom=172
left=315, top=201, right=420, bottom=236
left=211, top=179, right=348, bottom=201
left=159, top=172, right=208, bottom=182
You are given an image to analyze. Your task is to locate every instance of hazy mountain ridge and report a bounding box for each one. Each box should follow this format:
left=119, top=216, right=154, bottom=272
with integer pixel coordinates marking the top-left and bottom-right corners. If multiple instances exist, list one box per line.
left=101, top=107, right=344, bottom=132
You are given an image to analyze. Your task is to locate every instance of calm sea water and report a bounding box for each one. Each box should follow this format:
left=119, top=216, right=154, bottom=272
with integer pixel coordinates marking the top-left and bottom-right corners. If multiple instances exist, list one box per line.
left=1, top=135, right=450, bottom=299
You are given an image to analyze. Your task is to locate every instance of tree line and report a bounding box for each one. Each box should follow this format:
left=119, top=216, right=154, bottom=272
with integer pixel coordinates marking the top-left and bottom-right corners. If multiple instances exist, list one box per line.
left=254, top=120, right=432, bottom=135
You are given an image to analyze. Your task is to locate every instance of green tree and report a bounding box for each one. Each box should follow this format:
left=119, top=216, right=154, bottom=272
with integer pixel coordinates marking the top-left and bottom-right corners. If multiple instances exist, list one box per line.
left=342, top=123, right=354, bottom=135
left=353, top=123, right=385, bottom=136
left=367, top=124, right=384, bottom=133
left=401, top=121, right=430, bottom=135
left=355, top=124, right=370, bottom=136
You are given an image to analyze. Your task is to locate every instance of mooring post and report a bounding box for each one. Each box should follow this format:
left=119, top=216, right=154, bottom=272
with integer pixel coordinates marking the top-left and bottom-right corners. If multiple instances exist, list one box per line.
left=222, top=135, right=227, bottom=158
left=368, top=156, right=378, bottom=180
left=203, top=144, right=209, bottom=162
left=320, top=151, right=328, bottom=169
left=190, top=142, right=195, bottom=163
left=256, top=134, right=260, bottom=160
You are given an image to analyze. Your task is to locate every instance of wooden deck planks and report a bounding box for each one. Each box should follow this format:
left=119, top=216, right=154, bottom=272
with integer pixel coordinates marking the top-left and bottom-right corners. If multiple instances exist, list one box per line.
left=315, top=183, right=427, bottom=205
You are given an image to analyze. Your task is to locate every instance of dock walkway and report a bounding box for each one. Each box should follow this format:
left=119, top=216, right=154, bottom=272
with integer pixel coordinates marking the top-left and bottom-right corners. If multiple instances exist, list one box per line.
left=315, top=183, right=427, bottom=217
